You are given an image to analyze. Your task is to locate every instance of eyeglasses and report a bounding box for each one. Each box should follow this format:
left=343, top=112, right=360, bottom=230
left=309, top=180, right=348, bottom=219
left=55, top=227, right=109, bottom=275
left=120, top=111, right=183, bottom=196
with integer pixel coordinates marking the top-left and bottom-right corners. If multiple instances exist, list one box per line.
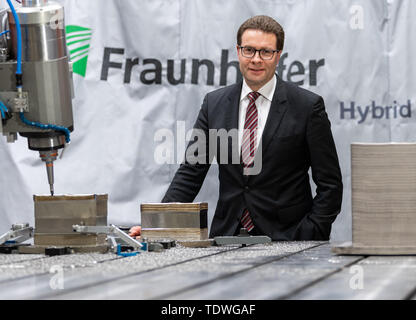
left=238, top=46, right=279, bottom=60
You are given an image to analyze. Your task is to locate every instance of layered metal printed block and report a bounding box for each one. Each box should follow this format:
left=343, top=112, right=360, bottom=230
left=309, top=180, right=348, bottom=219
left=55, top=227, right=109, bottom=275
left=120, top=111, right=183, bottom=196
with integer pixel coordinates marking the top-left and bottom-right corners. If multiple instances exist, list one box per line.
left=33, top=194, right=108, bottom=248
left=333, top=143, right=416, bottom=255
left=140, top=203, right=208, bottom=241
left=352, top=143, right=416, bottom=247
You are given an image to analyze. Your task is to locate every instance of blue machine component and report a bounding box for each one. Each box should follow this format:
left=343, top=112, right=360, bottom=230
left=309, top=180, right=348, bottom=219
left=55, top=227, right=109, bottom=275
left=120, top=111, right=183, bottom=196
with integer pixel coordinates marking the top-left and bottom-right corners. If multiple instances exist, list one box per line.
left=116, top=244, right=140, bottom=257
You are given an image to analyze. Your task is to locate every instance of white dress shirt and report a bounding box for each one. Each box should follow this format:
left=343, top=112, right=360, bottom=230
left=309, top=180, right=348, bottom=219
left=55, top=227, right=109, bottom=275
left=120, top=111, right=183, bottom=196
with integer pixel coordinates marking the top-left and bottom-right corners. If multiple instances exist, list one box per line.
left=238, top=75, right=277, bottom=154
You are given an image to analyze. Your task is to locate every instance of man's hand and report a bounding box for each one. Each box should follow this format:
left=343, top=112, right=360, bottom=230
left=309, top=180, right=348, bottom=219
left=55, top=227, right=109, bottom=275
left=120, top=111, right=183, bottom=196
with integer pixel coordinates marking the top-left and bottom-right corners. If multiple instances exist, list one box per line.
left=129, top=226, right=141, bottom=238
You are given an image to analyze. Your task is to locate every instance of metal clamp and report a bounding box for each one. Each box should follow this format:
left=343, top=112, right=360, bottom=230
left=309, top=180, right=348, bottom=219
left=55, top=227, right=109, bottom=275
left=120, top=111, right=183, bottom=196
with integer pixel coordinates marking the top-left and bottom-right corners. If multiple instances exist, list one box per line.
left=73, top=224, right=144, bottom=252
left=0, top=223, right=34, bottom=246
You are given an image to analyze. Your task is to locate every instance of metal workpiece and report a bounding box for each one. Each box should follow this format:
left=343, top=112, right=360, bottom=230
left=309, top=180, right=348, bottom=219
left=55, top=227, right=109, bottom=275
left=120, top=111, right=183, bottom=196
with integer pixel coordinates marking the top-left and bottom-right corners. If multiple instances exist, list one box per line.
left=34, top=195, right=108, bottom=234
left=141, top=210, right=208, bottom=229
left=141, top=203, right=208, bottom=229
left=140, top=203, right=209, bottom=241
left=29, top=195, right=108, bottom=252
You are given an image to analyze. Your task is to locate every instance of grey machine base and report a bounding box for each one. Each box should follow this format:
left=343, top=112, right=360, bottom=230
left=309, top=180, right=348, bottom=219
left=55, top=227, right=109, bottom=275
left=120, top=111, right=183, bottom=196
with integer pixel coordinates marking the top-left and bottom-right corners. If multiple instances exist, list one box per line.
left=332, top=242, right=416, bottom=255
left=4, top=241, right=416, bottom=300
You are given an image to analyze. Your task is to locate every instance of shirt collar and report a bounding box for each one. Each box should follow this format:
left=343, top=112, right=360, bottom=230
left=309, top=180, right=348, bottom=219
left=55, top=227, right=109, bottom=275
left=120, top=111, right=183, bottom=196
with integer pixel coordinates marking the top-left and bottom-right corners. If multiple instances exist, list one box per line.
left=240, top=74, right=277, bottom=102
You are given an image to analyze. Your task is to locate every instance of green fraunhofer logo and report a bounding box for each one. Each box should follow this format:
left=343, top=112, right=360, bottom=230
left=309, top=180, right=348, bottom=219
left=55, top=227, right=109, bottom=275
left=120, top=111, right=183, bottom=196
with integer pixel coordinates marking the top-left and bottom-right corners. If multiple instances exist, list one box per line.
left=66, top=25, right=92, bottom=77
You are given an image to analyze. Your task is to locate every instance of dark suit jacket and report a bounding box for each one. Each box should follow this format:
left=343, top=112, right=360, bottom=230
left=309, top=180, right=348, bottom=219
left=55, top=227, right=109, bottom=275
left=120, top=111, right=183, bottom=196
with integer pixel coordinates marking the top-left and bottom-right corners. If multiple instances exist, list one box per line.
left=162, top=76, right=343, bottom=241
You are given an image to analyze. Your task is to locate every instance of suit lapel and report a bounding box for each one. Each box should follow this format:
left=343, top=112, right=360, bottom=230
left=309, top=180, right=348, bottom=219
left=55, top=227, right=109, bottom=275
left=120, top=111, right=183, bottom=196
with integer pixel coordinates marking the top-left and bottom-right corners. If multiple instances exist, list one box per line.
left=259, top=76, right=288, bottom=157
left=224, top=81, right=244, bottom=176
left=225, top=81, right=243, bottom=132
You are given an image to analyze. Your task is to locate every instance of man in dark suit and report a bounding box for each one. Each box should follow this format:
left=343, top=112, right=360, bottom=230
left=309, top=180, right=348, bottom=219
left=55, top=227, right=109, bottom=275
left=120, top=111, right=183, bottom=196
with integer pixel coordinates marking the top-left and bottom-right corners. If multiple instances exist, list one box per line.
left=132, top=15, right=343, bottom=241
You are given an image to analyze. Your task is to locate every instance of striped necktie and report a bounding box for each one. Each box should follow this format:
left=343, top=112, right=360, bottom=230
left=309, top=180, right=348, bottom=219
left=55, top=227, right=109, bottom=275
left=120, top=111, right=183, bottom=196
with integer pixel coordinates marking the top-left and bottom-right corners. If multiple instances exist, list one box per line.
left=241, top=91, right=260, bottom=232
left=242, top=91, right=260, bottom=168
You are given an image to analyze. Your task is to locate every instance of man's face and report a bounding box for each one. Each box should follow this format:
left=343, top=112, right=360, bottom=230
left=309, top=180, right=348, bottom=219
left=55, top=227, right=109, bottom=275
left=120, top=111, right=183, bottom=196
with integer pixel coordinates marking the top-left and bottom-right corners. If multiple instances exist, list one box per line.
left=237, top=29, right=281, bottom=91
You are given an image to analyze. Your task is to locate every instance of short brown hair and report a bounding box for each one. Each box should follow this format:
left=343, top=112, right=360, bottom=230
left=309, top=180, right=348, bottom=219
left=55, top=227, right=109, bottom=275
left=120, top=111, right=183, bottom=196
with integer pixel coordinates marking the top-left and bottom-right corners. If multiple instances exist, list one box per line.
left=237, top=15, right=285, bottom=51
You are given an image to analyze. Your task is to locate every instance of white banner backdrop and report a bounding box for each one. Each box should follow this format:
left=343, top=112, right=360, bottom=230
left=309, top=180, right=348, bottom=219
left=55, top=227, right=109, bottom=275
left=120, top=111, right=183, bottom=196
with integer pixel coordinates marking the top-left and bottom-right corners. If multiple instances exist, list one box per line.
left=0, top=0, right=415, bottom=242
